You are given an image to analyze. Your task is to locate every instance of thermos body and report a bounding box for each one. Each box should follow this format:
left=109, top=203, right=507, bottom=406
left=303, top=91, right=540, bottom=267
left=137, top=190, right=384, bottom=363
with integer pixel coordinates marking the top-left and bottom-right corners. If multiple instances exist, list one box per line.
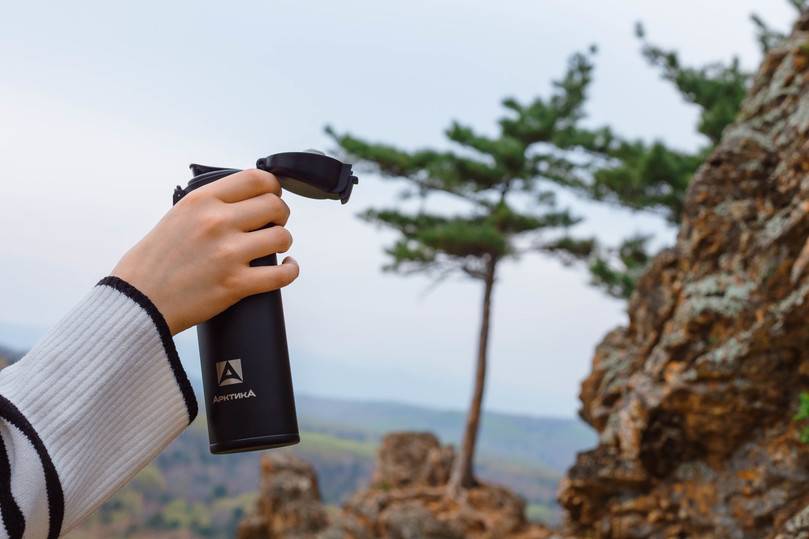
left=174, top=152, right=357, bottom=455
left=175, top=167, right=299, bottom=454
left=198, top=251, right=299, bottom=453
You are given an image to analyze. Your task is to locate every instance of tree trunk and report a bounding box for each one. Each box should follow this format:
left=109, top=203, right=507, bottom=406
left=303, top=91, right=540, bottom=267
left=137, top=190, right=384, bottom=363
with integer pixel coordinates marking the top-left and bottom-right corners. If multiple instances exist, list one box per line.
left=447, top=255, right=497, bottom=497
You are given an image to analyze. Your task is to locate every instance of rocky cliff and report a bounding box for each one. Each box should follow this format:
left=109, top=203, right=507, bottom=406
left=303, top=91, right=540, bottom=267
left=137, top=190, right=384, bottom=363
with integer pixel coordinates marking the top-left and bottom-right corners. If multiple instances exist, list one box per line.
left=559, top=11, right=809, bottom=539
left=238, top=432, right=551, bottom=539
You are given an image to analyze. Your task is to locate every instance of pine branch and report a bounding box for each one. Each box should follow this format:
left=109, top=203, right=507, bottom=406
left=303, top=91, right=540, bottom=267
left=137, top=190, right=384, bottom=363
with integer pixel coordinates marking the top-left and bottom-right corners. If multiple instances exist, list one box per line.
left=499, top=49, right=597, bottom=148
left=751, top=14, right=787, bottom=53
left=635, top=23, right=750, bottom=145
left=790, top=0, right=808, bottom=11
left=446, top=122, right=526, bottom=174
left=325, top=127, right=494, bottom=208
left=588, top=235, right=653, bottom=299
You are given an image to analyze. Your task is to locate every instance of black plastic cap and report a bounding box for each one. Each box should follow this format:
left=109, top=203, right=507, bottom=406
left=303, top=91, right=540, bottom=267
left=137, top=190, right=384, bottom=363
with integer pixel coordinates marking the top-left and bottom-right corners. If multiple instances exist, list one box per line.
left=256, top=152, right=358, bottom=204
left=173, top=153, right=358, bottom=206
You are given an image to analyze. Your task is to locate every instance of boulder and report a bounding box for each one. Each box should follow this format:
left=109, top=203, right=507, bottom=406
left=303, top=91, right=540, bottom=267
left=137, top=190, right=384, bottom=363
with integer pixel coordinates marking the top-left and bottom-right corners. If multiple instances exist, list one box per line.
left=237, top=453, right=328, bottom=539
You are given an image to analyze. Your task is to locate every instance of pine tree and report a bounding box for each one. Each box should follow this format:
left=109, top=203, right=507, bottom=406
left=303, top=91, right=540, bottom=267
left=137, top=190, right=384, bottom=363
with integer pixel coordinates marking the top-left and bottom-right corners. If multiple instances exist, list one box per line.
left=327, top=49, right=609, bottom=493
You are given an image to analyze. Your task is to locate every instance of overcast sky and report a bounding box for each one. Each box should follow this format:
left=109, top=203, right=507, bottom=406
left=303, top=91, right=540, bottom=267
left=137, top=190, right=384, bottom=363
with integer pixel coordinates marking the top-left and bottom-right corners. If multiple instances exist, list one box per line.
left=0, top=1, right=797, bottom=418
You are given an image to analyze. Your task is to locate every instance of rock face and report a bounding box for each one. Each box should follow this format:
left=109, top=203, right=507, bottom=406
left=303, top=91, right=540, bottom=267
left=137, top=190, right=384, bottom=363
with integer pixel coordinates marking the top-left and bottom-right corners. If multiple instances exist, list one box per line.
left=368, top=432, right=454, bottom=490
left=237, top=453, right=328, bottom=539
left=559, top=12, right=809, bottom=539
left=238, top=433, right=551, bottom=539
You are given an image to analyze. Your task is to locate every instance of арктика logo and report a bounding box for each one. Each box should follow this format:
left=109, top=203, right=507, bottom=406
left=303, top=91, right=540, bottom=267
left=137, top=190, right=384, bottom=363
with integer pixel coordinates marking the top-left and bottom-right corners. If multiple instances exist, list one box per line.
left=216, top=359, right=243, bottom=386
left=212, top=359, right=257, bottom=405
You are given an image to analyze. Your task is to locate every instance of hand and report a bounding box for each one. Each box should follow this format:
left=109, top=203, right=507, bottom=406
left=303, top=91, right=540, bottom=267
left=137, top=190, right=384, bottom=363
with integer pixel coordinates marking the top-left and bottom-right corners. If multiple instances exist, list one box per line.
left=112, top=169, right=299, bottom=335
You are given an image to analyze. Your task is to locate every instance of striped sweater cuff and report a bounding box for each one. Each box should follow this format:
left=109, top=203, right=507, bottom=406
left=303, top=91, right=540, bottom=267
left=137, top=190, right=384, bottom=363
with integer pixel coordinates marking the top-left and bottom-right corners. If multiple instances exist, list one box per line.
left=0, top=277, right=198, bottom=536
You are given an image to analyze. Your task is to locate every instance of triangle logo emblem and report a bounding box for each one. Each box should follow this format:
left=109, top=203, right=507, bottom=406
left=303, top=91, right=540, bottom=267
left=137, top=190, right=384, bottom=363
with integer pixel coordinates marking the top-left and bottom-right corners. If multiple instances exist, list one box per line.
left=216, top=359, right=244, bottom=387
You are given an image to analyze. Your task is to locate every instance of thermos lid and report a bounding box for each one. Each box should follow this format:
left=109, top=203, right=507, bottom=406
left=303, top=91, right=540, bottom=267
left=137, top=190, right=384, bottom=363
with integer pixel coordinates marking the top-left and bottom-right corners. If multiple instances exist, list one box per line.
left=173, top=151, right=358, bottom=205
left=257, top=151, right=358, bottom=204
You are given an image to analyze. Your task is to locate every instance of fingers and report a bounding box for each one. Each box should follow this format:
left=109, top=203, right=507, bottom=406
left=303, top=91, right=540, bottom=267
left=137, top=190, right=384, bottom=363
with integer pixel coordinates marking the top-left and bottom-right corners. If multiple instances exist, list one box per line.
left=204, top=169, right=281, bottom=203
left=241, top=256, right=300, bottom=296
left=229, top=192, right=290, bottom=231
left=240, top=226, right=293, bottom=261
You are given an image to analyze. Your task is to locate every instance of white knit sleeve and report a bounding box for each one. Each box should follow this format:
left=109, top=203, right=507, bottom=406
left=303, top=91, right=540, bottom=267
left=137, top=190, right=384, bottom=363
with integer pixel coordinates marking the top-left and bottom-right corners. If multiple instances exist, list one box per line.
left=0, top=276, right=198, bottom=539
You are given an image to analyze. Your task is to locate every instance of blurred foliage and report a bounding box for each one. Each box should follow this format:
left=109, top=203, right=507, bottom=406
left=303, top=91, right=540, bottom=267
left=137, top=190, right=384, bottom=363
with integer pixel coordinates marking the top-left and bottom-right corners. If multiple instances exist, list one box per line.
left=588, top=235, right=653, bottom=300
left=299, top=430, right=377, bottom=458
left=796, top=391, right=809, bottom=444
left=754, top=0, right=808, bottom=53
left=526, top=503, right=557, bottom=525
left=73, top=461, right=253, bottom=539
left=129, top=463, right=167, bottom=494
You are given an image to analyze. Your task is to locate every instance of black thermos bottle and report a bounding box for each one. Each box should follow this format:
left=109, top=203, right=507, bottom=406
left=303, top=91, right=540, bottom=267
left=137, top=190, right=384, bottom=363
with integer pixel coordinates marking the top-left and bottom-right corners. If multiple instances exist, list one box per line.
left=172, top=151, right=358, bottom=454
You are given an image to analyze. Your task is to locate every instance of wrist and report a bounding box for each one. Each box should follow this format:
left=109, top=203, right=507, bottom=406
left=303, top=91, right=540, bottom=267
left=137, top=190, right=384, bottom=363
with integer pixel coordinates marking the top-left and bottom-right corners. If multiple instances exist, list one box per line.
left=108, top=268, right=183, bottom=335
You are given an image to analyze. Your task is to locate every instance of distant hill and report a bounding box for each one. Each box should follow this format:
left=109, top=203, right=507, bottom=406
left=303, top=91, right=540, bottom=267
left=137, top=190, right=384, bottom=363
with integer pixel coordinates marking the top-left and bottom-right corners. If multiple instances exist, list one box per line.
left=295, top=393, right=595, bottom=472
left=0, top=343, right=23, bottom=365
left=0, top=321, right=42, bottom=352
left=178, top=385, right=595, bottom=504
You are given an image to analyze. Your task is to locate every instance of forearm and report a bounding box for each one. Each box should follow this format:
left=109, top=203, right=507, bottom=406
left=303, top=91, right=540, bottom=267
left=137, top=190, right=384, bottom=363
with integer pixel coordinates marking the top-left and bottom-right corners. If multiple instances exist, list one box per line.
left=0, top=277, right=197, bottom=538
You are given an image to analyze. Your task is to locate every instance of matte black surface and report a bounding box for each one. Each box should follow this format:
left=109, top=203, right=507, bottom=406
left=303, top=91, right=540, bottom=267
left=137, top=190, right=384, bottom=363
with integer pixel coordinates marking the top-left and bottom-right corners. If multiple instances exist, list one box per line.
left=257, top=152, right=357, bottom=204
left=174, top=152, right=357, bottom=455
left=209, top=433, right=300, bottom=454
left=197, top=264, right=299, bottom=454
left=174, top=152, right=358, bottom=205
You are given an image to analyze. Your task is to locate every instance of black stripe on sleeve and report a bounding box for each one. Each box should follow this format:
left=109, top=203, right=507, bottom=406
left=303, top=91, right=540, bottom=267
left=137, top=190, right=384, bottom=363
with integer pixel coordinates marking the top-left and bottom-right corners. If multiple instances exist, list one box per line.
left=96, top=276, right=198, bottom=424
left=0, top=432, right=24, bottom=539
left=0, top=395, right=62, bottom=539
